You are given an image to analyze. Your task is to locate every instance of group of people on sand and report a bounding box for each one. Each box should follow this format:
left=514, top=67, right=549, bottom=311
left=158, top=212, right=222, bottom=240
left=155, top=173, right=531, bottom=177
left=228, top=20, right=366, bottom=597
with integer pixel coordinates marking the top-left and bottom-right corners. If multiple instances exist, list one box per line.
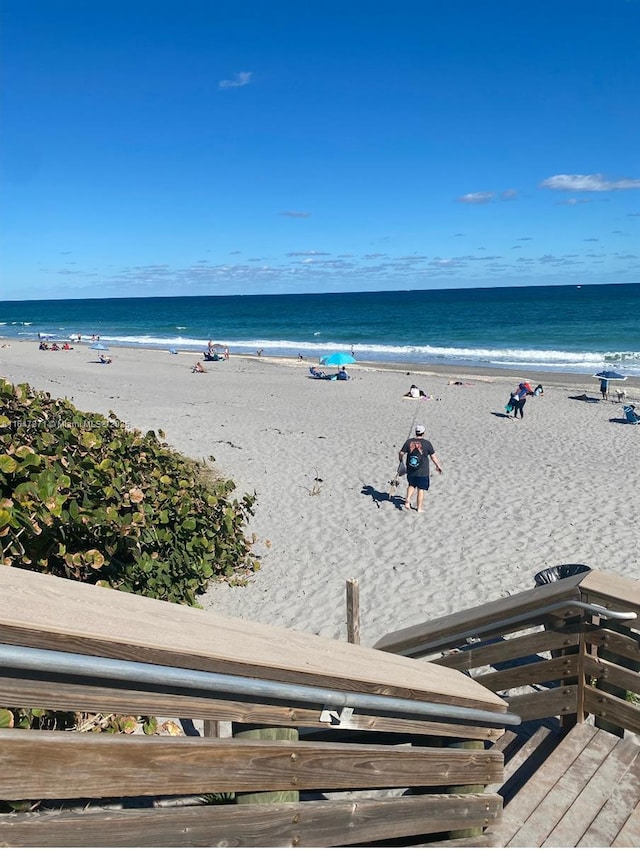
left=309, top=365, right=350, bottom=381
left=397, top=377, right=544, bottom=515
left=38, top=341, right=73, bottom=351
left=205, top=341, right=229, bottom=360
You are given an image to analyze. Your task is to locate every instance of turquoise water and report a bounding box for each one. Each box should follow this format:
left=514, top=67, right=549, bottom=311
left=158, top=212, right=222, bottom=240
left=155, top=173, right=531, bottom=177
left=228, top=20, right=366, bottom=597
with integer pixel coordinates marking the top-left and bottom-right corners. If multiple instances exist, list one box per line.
left=2, top=282, right=639, bottom=375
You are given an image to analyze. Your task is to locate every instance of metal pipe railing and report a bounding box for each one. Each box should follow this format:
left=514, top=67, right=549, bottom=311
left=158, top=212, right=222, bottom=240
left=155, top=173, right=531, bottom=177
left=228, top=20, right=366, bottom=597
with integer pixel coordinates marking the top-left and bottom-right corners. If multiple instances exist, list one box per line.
left=0, top=643, right=521, bottom=727
left=395, top=600, right=637, bottom=658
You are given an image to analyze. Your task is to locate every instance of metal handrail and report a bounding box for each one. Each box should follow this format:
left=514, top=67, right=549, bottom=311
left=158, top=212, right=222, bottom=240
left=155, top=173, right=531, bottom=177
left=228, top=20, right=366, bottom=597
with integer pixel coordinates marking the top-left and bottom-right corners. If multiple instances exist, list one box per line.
left=0, top=643, right=521, bottom=727
left=393, top=600, right=637, bottom=658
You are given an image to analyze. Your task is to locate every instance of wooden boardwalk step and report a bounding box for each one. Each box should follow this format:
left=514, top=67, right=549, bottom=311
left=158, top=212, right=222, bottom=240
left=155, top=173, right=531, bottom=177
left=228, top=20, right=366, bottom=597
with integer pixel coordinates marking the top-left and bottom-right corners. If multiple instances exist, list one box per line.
left=486, top=725, right=559, bottom=801
left=488, top=725, right=640, bottom=847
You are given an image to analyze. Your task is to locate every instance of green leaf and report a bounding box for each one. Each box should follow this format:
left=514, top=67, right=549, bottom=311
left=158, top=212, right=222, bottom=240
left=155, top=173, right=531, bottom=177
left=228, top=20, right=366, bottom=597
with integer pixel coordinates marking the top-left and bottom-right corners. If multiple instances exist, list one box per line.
left=0, top=455, right=18, bottom=473
left=0, top=709, right=14, bottom=728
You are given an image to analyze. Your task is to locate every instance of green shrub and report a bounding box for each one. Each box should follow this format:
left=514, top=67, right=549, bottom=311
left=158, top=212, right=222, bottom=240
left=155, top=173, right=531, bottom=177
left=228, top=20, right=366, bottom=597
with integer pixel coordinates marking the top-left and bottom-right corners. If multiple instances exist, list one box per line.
left=0, top=377, right=258, bottom=604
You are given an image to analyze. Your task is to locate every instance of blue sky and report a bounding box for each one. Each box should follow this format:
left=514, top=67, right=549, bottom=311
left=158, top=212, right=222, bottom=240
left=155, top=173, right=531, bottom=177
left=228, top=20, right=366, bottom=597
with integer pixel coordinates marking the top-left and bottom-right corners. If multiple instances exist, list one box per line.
left=2, top=0, right=639, bottom=300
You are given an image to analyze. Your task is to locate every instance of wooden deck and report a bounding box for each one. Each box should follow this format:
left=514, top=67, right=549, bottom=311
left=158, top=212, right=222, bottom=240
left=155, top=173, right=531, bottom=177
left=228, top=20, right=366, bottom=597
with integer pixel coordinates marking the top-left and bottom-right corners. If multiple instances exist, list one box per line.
left=488, top=724, right=640, bottom=847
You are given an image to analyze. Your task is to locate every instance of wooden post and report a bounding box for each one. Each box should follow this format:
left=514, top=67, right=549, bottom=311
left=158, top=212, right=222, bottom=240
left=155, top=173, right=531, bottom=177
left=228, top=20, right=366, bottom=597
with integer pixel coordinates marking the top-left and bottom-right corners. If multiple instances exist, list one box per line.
left=234, top=725, right=300, bottom=805
left=445, top=740, right=485, bottom=840
left=203, top=719, right=220, bottom=738
left=346, top=578, right=360, bottom=645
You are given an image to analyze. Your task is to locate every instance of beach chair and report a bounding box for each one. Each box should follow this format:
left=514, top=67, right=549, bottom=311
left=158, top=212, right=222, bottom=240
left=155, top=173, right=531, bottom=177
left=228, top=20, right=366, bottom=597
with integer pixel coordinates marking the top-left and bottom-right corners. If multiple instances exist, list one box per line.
left=623, top=405, right=640, bottom=424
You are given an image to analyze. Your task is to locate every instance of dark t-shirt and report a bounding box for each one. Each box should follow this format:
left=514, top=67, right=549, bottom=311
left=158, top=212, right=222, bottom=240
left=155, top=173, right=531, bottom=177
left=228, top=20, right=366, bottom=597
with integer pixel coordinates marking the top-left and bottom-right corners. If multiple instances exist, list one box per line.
left=401, top=437, right=435, bottom=476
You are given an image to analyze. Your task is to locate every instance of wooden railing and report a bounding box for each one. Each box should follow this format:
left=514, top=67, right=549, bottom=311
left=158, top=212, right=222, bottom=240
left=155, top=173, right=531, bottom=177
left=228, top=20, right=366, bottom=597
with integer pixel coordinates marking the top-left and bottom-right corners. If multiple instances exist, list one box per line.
left=0, top=568, right=509, bottom=848
left=376, top=569, right=640, bottom=737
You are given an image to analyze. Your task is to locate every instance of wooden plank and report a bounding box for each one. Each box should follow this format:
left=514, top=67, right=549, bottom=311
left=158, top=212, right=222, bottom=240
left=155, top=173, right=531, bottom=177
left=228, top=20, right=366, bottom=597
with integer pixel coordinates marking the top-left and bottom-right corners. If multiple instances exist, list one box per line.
left=578, top=749, right=640, bottom=846
left=0, top=674, right=503, bottom=740
left=584, top=656, right=640, bottom=696
left=0, top=794, right=502, bottom=848
left=488, top=723, right=597, bottom=847
left=375, top=579, right=584, bottom=657
left=578, top=571, right=640, bottom=619
left=489, top=730, right=519, bottom=755
left=506, top=685, right=578, bottom=722
left=0, top=730, right=504, bottom=799
left=0, top=568, right=506, bottom=712
left=613, top=798, right=640, bottom=847
left=587, top=627, right=640, bottom=665
left=475, top=655, right=579, bottom=693
left=435, top=626, right=581, bottom=672
left=486, top=725, right=557, bottom=797
left=418, top=837, right=492, bottom=847
left=584, top=684, right=640, bottom=734
left=508, top=728, right=618, bottom=847
left=234, top=726, right=300, bottom=805
left=542, top=736, right=639, bottom=846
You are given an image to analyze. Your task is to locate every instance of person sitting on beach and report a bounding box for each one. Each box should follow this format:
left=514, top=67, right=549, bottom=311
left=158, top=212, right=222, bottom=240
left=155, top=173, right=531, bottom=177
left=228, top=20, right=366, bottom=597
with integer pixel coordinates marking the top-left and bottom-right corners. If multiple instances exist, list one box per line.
left=534, top=384, right=544, bottom=396
left=309, top=366, right=327, bottom=379
left=192, top=361, right=206, bottom=373
left=61, top=342, right=73, bottom=350
left=50, top=343, right=60, bottom=351
left=404, top=384, right=426, bottom=398
left=99, top=354, right=112, bottom=364
left=38, top=341, right=49, bottom=350
left=337, top=366, right=350, bottom=381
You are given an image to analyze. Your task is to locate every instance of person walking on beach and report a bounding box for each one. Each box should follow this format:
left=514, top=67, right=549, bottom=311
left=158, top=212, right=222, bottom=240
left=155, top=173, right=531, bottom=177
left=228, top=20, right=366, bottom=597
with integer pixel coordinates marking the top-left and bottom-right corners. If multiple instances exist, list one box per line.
left=511, top=383, right=528, bottom=419
left=599, top=377, right=609, bottom=400
left=398, top=425, right=442, bottom=513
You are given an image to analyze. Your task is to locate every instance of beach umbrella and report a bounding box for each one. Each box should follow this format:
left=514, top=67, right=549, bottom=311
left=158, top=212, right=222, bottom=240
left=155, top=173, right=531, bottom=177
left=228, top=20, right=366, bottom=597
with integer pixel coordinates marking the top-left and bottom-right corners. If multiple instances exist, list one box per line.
left=90, top=343, right=109, bottom=351
left=593, top=370, right=627, bottom=380
left=320, top=352, right=356, bottom=367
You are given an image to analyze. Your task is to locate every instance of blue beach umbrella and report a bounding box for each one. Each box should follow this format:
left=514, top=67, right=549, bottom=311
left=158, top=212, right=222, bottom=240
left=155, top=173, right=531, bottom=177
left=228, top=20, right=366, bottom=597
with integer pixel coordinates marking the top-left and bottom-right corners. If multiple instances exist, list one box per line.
left=90, top=343, right=109, bottom=351
left=593, top=370, right=626, bottom=380
left=320, top=352, right=356, bottom=367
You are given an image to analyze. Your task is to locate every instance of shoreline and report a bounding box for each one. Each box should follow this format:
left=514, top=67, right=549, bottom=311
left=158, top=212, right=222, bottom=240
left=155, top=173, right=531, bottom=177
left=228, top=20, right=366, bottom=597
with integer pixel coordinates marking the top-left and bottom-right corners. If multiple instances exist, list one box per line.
left=3, top=336, right=640, bottom=388
left=1, top=340, right=638, bottom=646
left=7, top=338, right=628, bottom=392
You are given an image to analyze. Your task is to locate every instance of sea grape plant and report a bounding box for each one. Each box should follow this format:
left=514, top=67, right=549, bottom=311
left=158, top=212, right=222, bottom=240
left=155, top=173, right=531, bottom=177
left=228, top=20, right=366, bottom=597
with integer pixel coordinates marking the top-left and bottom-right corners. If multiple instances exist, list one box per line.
left=0, top=378, right=258, bottom=604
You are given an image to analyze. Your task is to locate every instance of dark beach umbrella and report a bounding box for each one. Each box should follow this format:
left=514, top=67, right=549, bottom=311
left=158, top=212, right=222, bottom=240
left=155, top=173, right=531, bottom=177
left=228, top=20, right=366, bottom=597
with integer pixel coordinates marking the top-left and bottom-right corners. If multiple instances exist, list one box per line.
left=593, top=370, right=627, bottom=381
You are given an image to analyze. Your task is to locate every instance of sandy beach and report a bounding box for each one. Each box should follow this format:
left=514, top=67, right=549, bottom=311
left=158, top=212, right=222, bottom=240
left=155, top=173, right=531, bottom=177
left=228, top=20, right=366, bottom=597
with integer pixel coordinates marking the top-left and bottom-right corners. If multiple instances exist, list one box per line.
left=1, top=341, right=638, bottom=647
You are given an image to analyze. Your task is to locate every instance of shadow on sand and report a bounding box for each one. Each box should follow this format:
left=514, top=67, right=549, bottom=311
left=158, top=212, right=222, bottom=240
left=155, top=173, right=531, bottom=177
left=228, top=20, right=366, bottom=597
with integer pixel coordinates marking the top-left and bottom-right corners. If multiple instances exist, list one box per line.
left=569, top=393, right=600, bottom=403
left=361, top=484, right=405, bottom=510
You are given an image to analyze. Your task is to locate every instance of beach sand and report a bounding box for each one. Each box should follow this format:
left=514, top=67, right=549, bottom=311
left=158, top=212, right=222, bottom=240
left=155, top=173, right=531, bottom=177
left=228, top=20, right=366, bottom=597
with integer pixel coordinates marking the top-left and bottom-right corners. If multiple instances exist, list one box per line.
left=1, top=341, right=638, bottom=647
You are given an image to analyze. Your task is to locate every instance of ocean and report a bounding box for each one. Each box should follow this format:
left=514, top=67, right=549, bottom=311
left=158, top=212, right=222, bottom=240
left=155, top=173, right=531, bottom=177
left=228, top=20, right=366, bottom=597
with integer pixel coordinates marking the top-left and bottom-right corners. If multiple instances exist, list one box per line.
left=2, top=283, right=639, bottom=376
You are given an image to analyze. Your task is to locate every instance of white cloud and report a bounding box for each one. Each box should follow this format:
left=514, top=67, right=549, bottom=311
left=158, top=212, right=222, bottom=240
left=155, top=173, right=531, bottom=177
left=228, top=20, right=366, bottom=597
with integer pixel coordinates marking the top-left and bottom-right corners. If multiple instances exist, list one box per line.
left=219, top=71, right=253, bottom=89
left=457, top=191, right=494, bottom=204
left=556, top=197, right=593, bottom=205
left=500, top=189, right=519, bottom=201
left=541, top=173, right=640, bottom=191
left=286, top=250, right=330, bottom=257
left=280, top=211, right=311, bottom=218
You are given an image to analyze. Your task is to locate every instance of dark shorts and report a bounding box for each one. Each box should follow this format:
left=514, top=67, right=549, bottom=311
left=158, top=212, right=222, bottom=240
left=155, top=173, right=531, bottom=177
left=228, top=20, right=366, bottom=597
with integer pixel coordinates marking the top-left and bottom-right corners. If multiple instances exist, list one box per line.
left=407, top=474, right=430, bottom=491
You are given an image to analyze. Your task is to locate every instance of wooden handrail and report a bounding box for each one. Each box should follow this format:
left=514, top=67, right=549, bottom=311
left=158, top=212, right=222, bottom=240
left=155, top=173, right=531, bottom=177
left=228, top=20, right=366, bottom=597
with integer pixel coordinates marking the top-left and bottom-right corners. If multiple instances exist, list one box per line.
left=0, top=568, right=506, bottom=715
left=376, top=569, right=640, bottom=736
